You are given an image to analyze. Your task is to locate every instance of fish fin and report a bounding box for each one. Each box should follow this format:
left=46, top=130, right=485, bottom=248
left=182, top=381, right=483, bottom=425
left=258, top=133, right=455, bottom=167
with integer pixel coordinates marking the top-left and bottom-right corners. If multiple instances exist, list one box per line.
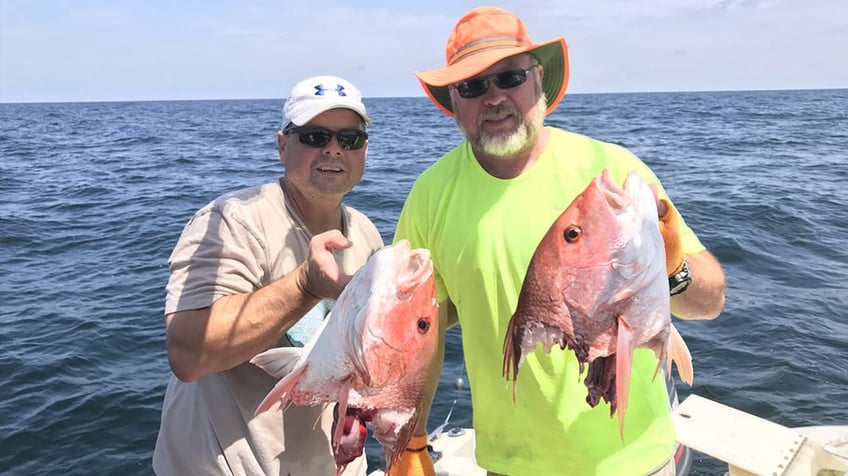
left=502, top=319, right=520, bottom=401
left=651, top=331, right=669, bottom=383
left=255, top=364, right=307, bottom=415
left=668, top=323, right=694, bottom=385
left=250, top=347, right=304, bottom=378
left=616, top=316, right=636, bottom=441
left=385, top=414, right=420, bottom=473
left=332, top=379, right=353, bottom=450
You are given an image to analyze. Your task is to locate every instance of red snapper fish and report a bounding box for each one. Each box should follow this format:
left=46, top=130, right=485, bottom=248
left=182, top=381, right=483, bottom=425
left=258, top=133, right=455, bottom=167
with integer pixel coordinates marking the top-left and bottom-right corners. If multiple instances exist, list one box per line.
left=502, top=169, right=694, bottom=438
left=251, top=240, right=438, bottom=473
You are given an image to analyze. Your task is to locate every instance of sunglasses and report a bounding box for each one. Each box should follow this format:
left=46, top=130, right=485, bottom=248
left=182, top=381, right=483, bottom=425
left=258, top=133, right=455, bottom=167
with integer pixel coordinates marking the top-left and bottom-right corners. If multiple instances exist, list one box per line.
left=284, top=125, right=368, bottom=150
left=453, top=66, right=538, bottom=99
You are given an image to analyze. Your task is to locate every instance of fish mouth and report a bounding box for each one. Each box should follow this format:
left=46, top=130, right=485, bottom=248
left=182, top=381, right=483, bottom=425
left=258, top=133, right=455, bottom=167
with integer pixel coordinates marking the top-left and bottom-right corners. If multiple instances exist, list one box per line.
left=396, top=249, right=433, bottom=296
left=596, top=170, right=629, bottom=212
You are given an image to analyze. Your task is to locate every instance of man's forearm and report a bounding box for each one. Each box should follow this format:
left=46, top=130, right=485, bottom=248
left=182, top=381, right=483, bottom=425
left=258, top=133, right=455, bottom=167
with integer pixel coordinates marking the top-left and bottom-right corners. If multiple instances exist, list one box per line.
left=166, top=265, right=320, bottom=381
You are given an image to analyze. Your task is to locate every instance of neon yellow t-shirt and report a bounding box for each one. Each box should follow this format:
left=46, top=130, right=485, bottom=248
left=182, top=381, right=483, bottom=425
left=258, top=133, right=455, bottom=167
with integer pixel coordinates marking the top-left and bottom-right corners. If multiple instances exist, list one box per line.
left=394, top=127, right=703, bottom=476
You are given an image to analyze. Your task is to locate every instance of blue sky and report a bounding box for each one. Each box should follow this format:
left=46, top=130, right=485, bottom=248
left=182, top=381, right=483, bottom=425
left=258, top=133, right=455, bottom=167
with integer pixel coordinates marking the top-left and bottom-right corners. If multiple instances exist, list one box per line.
left=1, top=0, right=846, bottom=103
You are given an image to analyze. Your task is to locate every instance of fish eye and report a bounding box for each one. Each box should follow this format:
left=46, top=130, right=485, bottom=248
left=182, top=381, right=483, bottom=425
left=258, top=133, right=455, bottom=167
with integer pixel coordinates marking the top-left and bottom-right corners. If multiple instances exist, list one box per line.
left=564, top=225, right=581, bottom=243
left=417, top=318, right=430, bottom=334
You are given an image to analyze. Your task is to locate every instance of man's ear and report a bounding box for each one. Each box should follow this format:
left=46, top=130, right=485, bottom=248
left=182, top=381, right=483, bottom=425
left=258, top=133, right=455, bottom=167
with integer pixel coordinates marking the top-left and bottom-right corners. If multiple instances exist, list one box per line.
left=277, top=130, right=286, bottom=164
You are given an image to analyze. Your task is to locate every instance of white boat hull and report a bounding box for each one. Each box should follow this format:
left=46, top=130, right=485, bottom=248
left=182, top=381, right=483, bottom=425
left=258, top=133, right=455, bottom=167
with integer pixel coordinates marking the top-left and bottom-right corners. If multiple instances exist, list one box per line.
left=369, top=395, right=848, bottom=475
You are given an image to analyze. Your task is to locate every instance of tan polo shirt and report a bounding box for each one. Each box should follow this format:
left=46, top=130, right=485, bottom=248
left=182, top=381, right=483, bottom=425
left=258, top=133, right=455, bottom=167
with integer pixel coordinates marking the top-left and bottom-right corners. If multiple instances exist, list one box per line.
left=153, top=180, right=384, bottom=476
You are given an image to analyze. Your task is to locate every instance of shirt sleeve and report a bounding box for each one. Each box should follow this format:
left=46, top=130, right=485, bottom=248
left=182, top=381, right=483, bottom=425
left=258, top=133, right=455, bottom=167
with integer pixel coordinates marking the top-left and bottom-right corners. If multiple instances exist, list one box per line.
left=394, top=176, right=450, bottom=303
left=164, top=207, right=267, bottom=315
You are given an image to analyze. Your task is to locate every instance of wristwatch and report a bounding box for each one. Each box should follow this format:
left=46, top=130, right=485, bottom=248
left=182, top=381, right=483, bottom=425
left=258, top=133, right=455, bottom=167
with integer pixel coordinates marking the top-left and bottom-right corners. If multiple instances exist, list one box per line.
left=668, top=259, right=692, bottom=296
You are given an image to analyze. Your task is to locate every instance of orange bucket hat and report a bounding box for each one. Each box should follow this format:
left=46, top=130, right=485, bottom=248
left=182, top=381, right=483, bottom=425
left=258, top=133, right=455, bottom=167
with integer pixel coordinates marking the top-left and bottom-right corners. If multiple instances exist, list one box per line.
left=415, top=6, right=569, bottom=117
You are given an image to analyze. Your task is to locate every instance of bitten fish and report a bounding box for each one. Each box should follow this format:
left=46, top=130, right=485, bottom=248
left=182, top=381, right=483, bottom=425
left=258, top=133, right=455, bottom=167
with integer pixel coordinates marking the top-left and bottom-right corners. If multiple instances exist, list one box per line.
left=252, top=240, right=439, bottom=474
left=503, top=170, right=693, bottom=438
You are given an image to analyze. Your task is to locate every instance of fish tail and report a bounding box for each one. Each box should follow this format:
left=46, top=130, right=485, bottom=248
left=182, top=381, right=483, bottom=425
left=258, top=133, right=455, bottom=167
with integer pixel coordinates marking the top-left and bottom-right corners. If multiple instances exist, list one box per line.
left=668, top=323, right=694, bottom=385
left=616, top=316, right=636, bottom=441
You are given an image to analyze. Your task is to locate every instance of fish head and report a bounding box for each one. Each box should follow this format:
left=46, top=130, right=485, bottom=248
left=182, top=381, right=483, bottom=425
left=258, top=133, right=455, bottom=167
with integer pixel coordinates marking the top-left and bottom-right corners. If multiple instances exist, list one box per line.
left=346, top=240, right=439, bottom=393
left=504, top=169, right=668, bottom=382
left=523, top=169, right=664, bottom=325
left=548, top=169, right=661, bottom=275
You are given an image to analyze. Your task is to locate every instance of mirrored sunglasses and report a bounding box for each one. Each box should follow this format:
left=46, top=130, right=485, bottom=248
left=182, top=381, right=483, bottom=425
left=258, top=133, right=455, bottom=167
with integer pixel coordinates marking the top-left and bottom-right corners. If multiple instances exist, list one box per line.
left=453, top=66, right=538, bottom=99
left=284, top=126, right=368, bottom=150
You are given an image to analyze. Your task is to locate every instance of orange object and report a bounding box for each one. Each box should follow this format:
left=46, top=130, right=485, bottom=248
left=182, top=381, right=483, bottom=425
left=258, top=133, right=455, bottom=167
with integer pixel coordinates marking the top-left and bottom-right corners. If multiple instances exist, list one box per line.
left=415, top=6, right=569, bottom=117
left=386, top=434, right=435, bottom=476
left=658, top=198, right=685, bottom=276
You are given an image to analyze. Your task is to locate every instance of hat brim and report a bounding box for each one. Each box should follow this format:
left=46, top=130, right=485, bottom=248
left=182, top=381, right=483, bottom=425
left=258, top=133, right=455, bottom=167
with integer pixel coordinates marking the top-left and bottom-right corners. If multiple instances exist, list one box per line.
left=291, top=103, right=372, bottom=127
left=415, top=38, right=568, bottom=117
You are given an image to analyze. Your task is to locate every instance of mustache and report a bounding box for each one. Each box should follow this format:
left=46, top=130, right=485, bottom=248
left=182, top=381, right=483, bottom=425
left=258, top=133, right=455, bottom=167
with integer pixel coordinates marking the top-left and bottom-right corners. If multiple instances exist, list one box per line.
left=479, top=104, right=519, bottom=123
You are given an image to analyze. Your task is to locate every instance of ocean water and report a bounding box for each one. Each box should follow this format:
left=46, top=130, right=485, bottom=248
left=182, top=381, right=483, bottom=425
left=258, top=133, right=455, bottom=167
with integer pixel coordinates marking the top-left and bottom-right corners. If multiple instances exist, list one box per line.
left=1, top=89, right=846, bottom=475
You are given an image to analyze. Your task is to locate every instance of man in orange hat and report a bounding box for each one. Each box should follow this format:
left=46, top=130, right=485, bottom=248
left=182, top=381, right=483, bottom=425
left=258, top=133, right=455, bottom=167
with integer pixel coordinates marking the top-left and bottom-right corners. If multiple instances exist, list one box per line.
left=393, top=6, right=726, bottom=476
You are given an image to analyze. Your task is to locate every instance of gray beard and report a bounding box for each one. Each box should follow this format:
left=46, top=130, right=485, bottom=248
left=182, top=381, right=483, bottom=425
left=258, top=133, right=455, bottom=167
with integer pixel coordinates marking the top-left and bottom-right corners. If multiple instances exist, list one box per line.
left=463, top=95, right=547, bottom=158
left=477, top=121, right=533, bottom=157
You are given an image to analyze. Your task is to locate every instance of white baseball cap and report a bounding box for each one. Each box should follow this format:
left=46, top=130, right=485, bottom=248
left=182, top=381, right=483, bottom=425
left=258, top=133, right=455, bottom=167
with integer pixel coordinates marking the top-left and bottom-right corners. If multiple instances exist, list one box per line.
left=282, top=75, right=372, bottom=128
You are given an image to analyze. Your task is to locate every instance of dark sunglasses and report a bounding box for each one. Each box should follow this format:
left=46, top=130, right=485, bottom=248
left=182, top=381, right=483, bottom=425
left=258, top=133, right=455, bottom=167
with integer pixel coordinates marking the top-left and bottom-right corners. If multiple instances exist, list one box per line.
left=453, top=66, right=538, bottom=99
left=284, top=125, right=368, bottom=150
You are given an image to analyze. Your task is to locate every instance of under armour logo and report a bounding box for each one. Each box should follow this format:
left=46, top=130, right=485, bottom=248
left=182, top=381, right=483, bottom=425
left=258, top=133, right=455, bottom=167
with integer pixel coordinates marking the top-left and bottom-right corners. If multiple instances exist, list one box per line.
left=314, top=84, right=347, bottom=97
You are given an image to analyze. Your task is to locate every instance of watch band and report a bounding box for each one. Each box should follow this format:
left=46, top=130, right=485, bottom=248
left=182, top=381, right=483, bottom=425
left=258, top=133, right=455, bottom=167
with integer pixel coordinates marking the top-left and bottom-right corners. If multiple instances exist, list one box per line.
left=668, top=259, right=692, bottom=296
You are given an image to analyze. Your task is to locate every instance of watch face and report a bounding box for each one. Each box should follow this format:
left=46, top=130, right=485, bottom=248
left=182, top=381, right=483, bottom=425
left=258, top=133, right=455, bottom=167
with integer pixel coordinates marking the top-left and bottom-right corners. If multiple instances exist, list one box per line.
left=669, top=260, right=692, bottom=296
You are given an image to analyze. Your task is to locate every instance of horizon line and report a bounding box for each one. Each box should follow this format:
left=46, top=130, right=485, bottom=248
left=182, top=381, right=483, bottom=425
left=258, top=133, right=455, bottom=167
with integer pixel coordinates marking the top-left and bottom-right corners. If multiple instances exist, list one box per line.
left=1, top=86, right=845, bottom=105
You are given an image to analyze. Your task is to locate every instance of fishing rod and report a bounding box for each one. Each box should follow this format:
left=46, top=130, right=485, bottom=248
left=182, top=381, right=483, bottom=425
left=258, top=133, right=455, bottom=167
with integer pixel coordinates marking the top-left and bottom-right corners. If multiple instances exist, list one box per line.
left=428, top=399, right=456, bottom=441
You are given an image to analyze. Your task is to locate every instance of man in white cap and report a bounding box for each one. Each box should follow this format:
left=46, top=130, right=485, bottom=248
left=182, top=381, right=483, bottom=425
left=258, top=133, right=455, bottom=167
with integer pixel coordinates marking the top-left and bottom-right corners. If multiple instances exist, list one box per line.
left=153, top=75, right=383, bottom=475
left=395, top=6, right=726, bottom=476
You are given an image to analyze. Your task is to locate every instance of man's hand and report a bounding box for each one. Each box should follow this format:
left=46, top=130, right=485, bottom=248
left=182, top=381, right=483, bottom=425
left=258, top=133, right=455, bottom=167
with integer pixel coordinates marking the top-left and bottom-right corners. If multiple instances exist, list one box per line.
left=387, top=434, right=435, bottom=476
left=658, top=198, right=685, bottom=276
left=295, top=230, right=353, bottom=300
